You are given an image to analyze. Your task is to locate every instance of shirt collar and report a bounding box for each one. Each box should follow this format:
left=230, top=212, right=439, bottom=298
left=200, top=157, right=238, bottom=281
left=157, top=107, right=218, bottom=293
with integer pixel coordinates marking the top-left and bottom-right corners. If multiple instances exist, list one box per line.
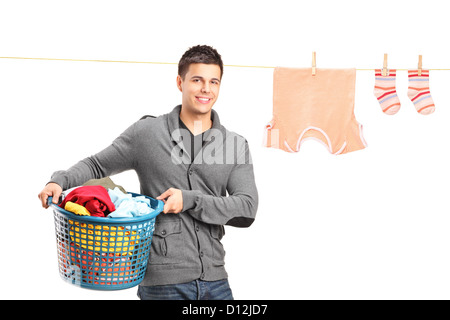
left=168, top=104, right=224, bottom=143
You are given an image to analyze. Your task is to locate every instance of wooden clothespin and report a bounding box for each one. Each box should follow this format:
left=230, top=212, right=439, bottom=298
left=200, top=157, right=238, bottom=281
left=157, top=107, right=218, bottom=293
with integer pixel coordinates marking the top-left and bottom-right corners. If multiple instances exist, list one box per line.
left=382, top=53, right=388, bottom=76
left=418, top=55, right=423, bottom=76
left=312, top=51, right=316, bottom=76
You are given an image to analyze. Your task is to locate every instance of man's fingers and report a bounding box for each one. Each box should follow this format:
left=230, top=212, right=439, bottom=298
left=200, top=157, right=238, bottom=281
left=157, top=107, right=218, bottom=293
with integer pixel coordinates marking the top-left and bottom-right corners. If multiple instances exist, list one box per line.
left=157, top=188, right=173, bottom=200
left=38, top=183, right=63, bottom=209
left=163, top=200, right=174, bottom=214
left=163, top=203, right=170, bottom=214
left=52, top=189, right=61, bottom=204
left=39, top=192, right=49, bottom=209
left=157, top=188, right=181, bottom=214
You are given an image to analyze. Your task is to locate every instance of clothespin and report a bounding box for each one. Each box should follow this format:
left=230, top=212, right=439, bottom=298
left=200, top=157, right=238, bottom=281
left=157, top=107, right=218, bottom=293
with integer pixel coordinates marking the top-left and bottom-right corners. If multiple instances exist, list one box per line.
left=312, top=51, right=316, bottom=76
left=382, top=53, right=388, bottom=76
left=418, top=55, right=423, bottom=76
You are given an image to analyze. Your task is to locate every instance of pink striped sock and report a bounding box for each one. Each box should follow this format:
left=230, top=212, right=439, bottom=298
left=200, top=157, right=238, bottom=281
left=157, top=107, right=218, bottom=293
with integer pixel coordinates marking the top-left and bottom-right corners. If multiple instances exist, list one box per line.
left=373, top=69, right=401, bottom=115
left=407, top=69, right=435, bottom=115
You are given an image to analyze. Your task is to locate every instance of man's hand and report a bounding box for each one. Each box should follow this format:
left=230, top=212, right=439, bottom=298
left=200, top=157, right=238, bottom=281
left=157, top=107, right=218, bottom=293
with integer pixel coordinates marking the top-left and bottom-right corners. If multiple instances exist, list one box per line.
left=38, top=182, right=63, bottom=208
left=157, top=188, right=183, bottom=214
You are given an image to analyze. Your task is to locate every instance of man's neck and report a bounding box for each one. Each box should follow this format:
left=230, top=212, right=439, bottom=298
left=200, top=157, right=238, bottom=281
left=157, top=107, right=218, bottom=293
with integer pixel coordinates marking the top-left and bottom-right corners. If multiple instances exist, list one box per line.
left=179, top=109, right=212, bottom=136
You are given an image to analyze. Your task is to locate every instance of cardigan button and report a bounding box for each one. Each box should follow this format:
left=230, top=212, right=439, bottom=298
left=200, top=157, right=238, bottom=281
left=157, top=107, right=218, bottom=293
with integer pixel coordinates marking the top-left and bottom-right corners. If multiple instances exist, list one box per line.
left=189, top=169, right=193, bottom=175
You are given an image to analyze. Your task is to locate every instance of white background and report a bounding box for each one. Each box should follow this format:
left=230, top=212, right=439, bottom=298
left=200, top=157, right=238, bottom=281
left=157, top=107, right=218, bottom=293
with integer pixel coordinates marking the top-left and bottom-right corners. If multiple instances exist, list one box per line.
left=1, top=0, right=449, bottom=300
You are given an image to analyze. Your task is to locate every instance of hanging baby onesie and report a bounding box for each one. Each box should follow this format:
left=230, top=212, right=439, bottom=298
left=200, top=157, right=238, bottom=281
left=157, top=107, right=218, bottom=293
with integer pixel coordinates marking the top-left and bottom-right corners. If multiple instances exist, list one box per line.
left=264, top=67, right=367, bottom=155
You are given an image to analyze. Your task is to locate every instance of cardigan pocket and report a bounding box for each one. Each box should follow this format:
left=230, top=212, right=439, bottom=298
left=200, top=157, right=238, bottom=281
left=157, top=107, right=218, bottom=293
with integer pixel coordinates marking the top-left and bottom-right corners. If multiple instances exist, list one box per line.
left=150, top=219, right=183, bottom=265
left=210, top=225, right=226, bottom=267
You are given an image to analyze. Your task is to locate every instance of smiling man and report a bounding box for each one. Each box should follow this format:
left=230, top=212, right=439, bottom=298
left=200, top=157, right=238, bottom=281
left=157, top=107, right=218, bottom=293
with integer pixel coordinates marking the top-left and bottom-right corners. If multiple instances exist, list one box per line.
left=38, top=45, right=259, bottom=300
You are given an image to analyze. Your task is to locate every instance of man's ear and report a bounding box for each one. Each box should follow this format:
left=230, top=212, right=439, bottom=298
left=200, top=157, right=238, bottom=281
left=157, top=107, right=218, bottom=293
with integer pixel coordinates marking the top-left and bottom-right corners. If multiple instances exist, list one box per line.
left=176, top=75, right=183, bottom=92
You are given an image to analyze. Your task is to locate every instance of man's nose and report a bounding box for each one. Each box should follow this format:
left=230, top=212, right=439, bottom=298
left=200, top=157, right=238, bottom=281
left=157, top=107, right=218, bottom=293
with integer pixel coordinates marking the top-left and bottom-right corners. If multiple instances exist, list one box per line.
left=201, top=82, right=211, bottom=93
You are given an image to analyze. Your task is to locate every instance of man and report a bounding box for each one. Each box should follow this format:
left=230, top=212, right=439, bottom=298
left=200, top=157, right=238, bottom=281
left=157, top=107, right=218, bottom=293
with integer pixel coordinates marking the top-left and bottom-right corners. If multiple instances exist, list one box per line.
left=38, top=45, right=258, bottom=300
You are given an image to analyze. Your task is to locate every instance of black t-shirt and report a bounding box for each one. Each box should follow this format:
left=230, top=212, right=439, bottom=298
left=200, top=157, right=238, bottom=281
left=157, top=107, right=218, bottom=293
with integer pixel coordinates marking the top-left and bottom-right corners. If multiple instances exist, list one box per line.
left=179, top=118, right=211, bottom=163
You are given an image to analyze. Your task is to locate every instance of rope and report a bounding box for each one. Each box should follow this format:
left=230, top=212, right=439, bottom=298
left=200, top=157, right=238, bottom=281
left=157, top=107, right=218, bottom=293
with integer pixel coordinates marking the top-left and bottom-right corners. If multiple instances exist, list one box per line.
left=1, top=56, right=449, bottom=70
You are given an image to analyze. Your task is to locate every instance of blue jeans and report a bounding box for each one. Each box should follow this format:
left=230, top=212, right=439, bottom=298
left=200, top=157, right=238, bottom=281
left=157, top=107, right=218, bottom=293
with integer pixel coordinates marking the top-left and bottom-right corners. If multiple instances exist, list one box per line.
left=137, top=279, right=234, bottom=300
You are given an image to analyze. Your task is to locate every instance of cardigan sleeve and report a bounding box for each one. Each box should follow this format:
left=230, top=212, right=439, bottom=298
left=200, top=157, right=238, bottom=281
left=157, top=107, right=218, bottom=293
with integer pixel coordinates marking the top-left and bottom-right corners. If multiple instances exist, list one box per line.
left=181, top=140, right=259, bottom=228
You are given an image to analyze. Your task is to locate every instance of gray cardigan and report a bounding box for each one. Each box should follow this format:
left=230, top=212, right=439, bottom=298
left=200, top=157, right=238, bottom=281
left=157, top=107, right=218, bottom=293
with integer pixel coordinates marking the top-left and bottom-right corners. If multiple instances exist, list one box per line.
left=50, top=105, right=259, bottom=286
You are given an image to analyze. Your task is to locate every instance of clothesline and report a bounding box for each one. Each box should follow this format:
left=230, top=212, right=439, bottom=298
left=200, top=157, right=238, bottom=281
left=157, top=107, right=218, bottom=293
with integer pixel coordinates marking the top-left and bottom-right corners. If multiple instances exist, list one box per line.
left=1, top=56, right=450, bottom=71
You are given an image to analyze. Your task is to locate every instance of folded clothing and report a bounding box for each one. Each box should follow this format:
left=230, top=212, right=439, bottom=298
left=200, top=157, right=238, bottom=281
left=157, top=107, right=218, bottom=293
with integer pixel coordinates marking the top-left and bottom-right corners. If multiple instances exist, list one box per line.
left=59, top=185, right=116, bottom=217
left=107, top=187, right=154, bottom=218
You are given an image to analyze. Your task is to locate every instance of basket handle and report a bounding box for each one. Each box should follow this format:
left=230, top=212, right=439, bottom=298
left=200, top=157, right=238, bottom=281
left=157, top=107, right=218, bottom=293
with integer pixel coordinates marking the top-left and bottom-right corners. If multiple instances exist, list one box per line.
left=47, top=196, right=55, bottom=207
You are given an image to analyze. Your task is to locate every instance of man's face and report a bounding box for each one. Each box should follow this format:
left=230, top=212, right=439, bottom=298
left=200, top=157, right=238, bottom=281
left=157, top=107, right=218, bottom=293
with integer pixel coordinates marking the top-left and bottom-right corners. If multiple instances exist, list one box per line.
left=177, top=63, right=221, bottom=116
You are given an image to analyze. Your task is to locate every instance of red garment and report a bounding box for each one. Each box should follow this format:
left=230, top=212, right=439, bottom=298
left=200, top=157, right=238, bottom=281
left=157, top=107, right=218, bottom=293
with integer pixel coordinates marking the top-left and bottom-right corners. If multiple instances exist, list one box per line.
left=59, top=185, right=115, bottom=217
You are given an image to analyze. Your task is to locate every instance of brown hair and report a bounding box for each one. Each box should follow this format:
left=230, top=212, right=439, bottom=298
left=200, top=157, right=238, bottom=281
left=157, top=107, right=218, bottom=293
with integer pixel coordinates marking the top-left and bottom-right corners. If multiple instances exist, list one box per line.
left=178, top=45, right=223, bottom=80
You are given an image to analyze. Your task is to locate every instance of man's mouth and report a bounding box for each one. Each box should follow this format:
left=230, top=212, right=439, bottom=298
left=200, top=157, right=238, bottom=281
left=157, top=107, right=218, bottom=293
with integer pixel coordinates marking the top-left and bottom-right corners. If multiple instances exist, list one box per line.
left=196, top=96, right=212, bottom=104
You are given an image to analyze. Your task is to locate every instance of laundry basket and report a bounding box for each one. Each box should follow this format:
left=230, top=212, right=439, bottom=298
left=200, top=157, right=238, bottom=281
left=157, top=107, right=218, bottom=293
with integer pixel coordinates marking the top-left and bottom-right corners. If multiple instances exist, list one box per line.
left=49, top=192, right=163, bottom=290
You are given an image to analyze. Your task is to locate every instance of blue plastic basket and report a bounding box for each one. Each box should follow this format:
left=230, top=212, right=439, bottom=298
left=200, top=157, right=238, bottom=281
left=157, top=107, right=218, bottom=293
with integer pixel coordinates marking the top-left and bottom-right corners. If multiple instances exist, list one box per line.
left=50, top=192, right=163, bottom=290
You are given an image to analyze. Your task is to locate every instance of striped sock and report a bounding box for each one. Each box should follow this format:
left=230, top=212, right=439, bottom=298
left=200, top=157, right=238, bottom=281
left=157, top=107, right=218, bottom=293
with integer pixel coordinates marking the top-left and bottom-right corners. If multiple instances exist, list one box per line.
left=407, top=69, right=435, bottom=115
left=374, top=69, right=401, bottom=115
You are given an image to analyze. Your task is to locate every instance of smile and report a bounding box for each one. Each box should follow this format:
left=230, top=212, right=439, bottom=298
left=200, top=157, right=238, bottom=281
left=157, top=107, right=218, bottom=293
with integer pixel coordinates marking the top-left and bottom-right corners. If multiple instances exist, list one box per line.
left=196, top=96, right=212, bottom=104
